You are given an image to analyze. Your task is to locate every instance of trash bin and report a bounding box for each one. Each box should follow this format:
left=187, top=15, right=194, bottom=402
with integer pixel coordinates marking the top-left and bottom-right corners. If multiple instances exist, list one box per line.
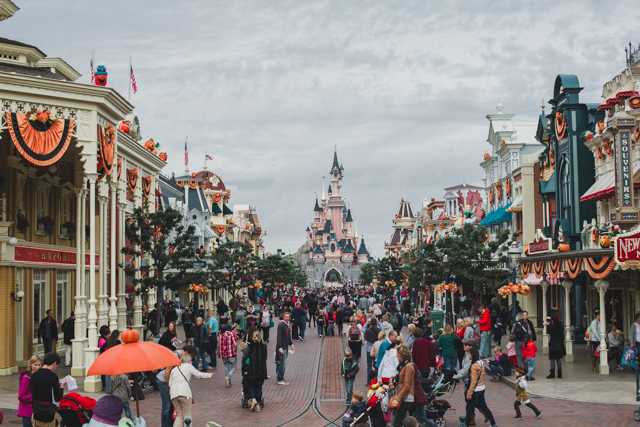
left=235, top=310, right=246, bottom=329
left=431, top=310, right=443, bottom=332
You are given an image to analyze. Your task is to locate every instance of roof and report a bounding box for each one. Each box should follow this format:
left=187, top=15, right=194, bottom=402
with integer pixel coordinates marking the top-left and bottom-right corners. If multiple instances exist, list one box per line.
left=0, top=36, right=45, bottom=57
left=313, top=245, right=324, bottom=255
left=389, top=228, right=402, bottom=246
left=343, top=239, right=354, bottom=254
left=0, top=61, right=69, bottom=81
left=396, top=201, right=414, bottom=218
left=342, top=204, right=348, bottom=213
left=345, top=209, right=353, bottom=222
left=306, top=227, right=310, bottom=232
left=211, top=203, right=222, bottom=214
left=443, top=183, right=483, bottom=191
left=478, top=209, right=496, bottom=227
left=187, top=187, right=209, bottom=212
left=540, top=172, right=556, bottom=195
left=322, top=218, right=332, bottom=233
left=314, top=198, right=322, bottom=212
left=554, top=74, right=580, bottom=98
left=328, top=185, right=332, bottom=194
left=330, top=150, right=340, bottom=174
left=357, top=238, right=369, bottom=255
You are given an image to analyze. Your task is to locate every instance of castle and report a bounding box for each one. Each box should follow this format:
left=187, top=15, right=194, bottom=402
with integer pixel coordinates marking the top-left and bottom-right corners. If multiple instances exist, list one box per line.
left=294, top=150, right=371, bottom=287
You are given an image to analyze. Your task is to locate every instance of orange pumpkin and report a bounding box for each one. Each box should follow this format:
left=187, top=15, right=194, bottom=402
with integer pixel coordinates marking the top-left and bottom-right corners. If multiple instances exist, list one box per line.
left=599, top=235, right=611, bottom=248
left=37, top=110, right=49, bottom=123
left=523, top=244, right=529, bottom=256
left=144, top=139, right=158, bottom=155
left=119, top=121, right=131, bottom=134
left=121, top=329, right=139, bottom=343
left=558, top=243, right=570, bottom=252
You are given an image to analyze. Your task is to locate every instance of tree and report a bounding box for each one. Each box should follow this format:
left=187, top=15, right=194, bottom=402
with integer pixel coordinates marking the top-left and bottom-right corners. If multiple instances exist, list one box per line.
left=257, top=254, right=295, bottom=285
left=359, top=263, right=375, bottom=286
left=206, top=241, right=258, bottom=294
left=435, top=224, right=514, bottom=292
left=289, top=266, right=309, bottom=287
left=402, top=242, right=444, bottom=289
left=120, top=207, right=200, bottom=329
left=376, top=256, right=403, bottom=284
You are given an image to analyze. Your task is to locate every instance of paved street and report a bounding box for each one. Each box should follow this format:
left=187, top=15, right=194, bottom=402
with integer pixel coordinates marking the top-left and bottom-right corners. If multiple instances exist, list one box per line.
left=128, top=321, right=638, bottom=427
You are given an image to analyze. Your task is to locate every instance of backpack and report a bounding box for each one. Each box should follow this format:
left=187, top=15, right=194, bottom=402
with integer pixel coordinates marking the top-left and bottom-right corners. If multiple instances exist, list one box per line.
left=349, top=324, right=360, bottom=341
left=585, top=326, right=591, bottom=340
left=473, top=325, right=481, bottom=343
left=514, top=321, right=526, bottom=341
left=389, top=313, right=399, bottom=329
left=317, top=314, right=324, bottom=325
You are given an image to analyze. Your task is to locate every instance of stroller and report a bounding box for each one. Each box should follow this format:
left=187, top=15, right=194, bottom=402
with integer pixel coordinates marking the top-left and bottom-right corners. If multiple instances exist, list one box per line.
left=240, top=376, right=265, bottom=409
left=57, top=393, right=96, bottom=427
left=421, top=369, right=457, bottom=427
left=347, top=389, right=387, bottom=427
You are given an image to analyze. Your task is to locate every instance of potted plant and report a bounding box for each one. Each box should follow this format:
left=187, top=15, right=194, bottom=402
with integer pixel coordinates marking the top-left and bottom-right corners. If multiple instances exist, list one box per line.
left=16, top=209, right=28, bottom=234
left=39, top=216, right=55, bottom=236
left=62, top=221, right=76, bottom=241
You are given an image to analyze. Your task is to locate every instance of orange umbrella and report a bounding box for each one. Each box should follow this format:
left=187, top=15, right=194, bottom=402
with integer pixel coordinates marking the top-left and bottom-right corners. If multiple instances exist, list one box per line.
left=87, top=329, right=180, bottom=418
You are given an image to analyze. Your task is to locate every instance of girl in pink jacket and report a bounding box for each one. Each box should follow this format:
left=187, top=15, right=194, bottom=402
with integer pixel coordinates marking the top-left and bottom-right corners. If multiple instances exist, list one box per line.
left=18, top=354, right=42, bottom=426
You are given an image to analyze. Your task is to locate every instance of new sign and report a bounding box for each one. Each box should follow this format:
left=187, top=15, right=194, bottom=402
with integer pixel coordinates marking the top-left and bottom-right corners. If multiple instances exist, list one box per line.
left=615, top=228, right=640, bottom=268
left=528, top=229, right=554, bottom=255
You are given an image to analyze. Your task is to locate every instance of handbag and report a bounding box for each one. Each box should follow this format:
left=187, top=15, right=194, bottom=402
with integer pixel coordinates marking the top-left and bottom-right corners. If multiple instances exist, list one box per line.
left=270, top=317, right=274, bottom=328
left=176, top=366, right=195, bottom=404
left=31, top=385, right=57, bottom=418
left=594, top=343, right=600, bottom=358
left=388, top=396, right=401, bottom=410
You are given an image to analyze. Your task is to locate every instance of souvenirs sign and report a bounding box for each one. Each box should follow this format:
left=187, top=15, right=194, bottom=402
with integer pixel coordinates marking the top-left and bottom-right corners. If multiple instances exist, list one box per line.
left=527, top=229, right=554, bottom=255
left=611, top=111, right=640, bottom=224
left=615, top=228, right=640, bottom=268
left=15, top=246, right=99, bottom=266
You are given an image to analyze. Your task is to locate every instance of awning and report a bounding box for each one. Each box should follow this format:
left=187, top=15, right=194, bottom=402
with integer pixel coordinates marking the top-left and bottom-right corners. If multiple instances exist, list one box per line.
left=211, top=203, right=222, bottom=214
left=540, top=173, right=555, bottom=194
left=522, top=272, right=565, bottom=285
left=223, top=204, right=233, bottom=215
left=491, top=204, right=512, bottom=224
left=191, top=225, right=203, bottom=237
left=506, top=195, right=522, bottom=212
left=478, top=209, right=496, bottom=226
left=203, top=225, right=215, bottom=238
left=522, top=273, right=542, bottom=285
left=580, top=163, right=640, bottom=202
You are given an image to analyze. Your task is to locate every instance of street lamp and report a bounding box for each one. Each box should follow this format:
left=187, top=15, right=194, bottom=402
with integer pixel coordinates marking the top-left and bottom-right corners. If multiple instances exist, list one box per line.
left=507, top=242, right=523, bottom=325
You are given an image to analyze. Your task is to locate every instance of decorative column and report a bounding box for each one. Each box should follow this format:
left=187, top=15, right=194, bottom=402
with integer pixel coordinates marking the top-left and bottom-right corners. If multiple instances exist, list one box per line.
left=97, top=186, right=108, bottom=329
left=595, top=279, right=610, bottom=374
left=84, top=173, right=101, bottom=392
left=540, top=277, right=550, bottom=354
left=117, top=197, right=127, bottom=330
left=132, top=193, right=143, bottom=338
left=573, top=276, right=585, bottom=343
left=561, top=279, right=574, bottom=362
left=108, top=180, right=118, bottom=331
left=71, top=187, right=86, bottom=377
left=79, top=189, right=88, bottom=348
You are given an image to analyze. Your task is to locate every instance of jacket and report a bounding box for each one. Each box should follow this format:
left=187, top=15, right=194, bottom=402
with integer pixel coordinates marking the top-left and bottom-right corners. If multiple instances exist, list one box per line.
left=376, top=339, right=391, bottom=368
left=341, top=357, right=359, bottom=378
left=168, top=363, right=212, bottom=399
left=276, top=321, right=292, bottom=352
left=380, top=321, right=393, bottom=337
left=348, top=401, right=366, bottom=419
left=395, top=362, right=415, bottom=400
left=477, top=310, right=491, bottom=332
left=547, top=321, right=566, bottom=360
left=466, top=361, right=485, bottom=399
left=411, top=363, right=427, bottom=407
left=631, top=322, right=640, bottom=345
left=242, top=341, right=268, bottom=381
left=61, top=317, right=75, bottom=345
left=194, top=323, right=208, bottom=349
left=412, top=337, right=436, bottom=372
left=524, top=319, right=537, bottom=342
left=457, top=351, right=473, bottom=384
left=463, top=326, right=475, bottom=340
left=489, top=353, right=511, bottom=376
left=523, top=341, right=537, bottom=359
left=515, top=377, right=530, bottom=402
left=364, top=325, right=382, bottom=344
left=37, top=317, right=58, bottom=341
left=378, top=348, right=398, bottom=381
left=436, top=334, right=460, bottom=356
left=229, top=297, right=239, bottom=311
left=182, top=310, right=192, bottom=324
left=17, top=371, right=33, bottom=417
left=158, top=331, right=177, bottom=351
left=110, top=373, right=131, bottom=404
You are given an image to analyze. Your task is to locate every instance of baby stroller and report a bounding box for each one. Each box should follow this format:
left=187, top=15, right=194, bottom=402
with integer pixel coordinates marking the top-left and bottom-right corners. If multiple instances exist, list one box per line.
left=348, top=389, right=387, bottom=427
left=422, top=370, right=457, bottom=427
left=57, top=393, right=96, bottom=427
left=240, top=376, right=265, bottom=409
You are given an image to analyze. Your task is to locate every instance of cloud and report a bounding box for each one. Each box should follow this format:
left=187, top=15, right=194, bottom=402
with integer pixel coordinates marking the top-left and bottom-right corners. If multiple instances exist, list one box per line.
left=3, top=0, right=639, bottom=257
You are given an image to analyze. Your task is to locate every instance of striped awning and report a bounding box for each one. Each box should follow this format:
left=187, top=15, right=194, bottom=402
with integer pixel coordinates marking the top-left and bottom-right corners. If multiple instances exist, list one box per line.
left=203, top=225, right=215, bottom=238
left=506, top=194, right=522, bottom=212
left=580, top=163, right=640, bottom=202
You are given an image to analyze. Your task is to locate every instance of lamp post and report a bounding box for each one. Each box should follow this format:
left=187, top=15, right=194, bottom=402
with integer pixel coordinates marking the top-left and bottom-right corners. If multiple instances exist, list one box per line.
left=443, top=255, right=452, bottom=326
left=507, top=242, right=523, bottom=325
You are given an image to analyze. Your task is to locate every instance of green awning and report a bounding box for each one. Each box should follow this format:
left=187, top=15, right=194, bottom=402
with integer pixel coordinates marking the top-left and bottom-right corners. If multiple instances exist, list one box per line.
left=223, top=204, right=233, bottom=215
left=211, top=203, right=222, bottom=214
left=478, top=210, right=496, bottom=226
left=492, top=204, right=512, bottom=223
left=540, top=173, right=555, bottom=195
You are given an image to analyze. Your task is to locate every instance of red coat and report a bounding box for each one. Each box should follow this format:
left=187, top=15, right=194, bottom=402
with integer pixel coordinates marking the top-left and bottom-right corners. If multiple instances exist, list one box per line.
left=478, top=309, right=491, bottom=332
left=411, top=337, right=437, bottom=372
left=523, top=341, right=538, bottom=359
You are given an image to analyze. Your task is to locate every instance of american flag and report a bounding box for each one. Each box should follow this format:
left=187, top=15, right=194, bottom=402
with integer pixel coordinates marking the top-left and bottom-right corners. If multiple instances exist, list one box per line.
left=130, top=65, right=137, bottom=94
left=205, top=154, right=213, bottom=161
left=90, top=54, right=94, bottom=84
left=184, top=140, right=188, bottom=166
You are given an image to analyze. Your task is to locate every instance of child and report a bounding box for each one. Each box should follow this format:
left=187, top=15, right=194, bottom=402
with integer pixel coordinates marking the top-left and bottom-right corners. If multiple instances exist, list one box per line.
left=341, top=348, right=360, bottom=405
left=316, top=309, right=325, bottom=337
left=506, top=334, right=517, bottom=367
left=608, top=323, right=623, bottom=370
left=342, top=391, right=366, bottom=427
left=366, top=368, right=379, bottom=398
left=485, top=346, right=511, bottom=381
left=110, top=373, right=133, bottom=420
left=493, top=318, right=503, bottom=344
left=522, top=333, right=538, bottom=380
left=514, top=366, right=542, bottom=420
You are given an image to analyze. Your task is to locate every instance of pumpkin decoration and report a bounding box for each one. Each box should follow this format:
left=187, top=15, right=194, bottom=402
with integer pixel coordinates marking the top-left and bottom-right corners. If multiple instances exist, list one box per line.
left=523, top=244, right=529, bottom=256
left=597, top=120, right=605, bottom=134
left=119, top=120, right=131, bottom=134
left=558, top=243, right=570, bottom=252
left=599, top=234, right=611, bottom=248
left=584, top=131, right=594, bottom=141
left=635, top=128, right=640, bottom=144
left=630, top=97, right=640, bottom=109
left=144, top=139, right=159, bottom=155
left=213, top=193, right=222, bottom=203
left=505, top=179, right=511, bottom=198
left=596, top=146, right=604, bottom=161
left=121, top=329, right=140, bottom=343
left=500, top=139, right=506, bottom=147
left=159, top=152, right=167, bottom=161
left=439, top=223, right=445, bottom=230
left=489, top=188, right=495, bottom=205
left=428, top=224, right=434, bottom=231
left=94, top=65, right=108, bottom=86
left=495, top=181, right=503, bottom=202
left=604, top=139, right=613, bottom=156
left=484, top=152, right=490, bottom=160
left=555, top=112, right=567, bottom=141
left=549, top=149, right=555, bottom=168
left=216, top=225, right=225, bottom=235
left=591, top=228, right=599, bottom=245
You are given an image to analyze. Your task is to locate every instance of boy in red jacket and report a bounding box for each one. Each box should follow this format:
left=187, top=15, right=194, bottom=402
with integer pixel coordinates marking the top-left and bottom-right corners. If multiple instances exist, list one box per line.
left=477, top=304, right=492, bottom=358
left=522, top=333, right=538, bottom=380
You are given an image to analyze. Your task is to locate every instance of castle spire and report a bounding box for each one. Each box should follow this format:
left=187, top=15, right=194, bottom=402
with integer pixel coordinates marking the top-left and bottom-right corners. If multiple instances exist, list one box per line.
left=354, top=215, right=358, bottom=239
left=330, top=147, right=340, bottom=174
left=321, top=175, right=326, bottom=201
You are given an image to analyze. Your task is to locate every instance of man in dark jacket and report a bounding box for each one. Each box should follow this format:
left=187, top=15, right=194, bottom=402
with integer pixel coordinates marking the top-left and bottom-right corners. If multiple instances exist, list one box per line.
left=37, top=309, right=58, bottom=354
left=61, top=312, right=75, bottom=368
left=308, top=298, right=318, bottom=327
left=522, top=311, right=537, bottom=342
left=276, top=312, right=294, bottom=385
left=217, top=296, right=228, bottom=317
left=291, top=302, right=305, bottom=341
left=192, top=317, right=209, bottom=372
left=182, top=308, right=193, bottom=339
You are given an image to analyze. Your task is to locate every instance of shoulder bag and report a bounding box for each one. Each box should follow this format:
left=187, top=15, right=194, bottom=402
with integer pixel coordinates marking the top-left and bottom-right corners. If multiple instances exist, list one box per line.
left=176, top=366, right=195, bottom=404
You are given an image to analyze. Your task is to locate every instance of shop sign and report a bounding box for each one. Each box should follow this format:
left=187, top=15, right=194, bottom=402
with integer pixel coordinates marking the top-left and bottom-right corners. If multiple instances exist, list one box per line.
left=15, top=246, right=99, bottom=266
left=615, top=228, right=640, bottom=267
left=528, top=229, right=554, bottom=255
left=615, top=131, right=633, bottom=207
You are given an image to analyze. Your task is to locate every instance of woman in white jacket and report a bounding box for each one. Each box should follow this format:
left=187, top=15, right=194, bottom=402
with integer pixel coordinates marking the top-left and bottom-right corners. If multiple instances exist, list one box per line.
left=377, top=339, right=400, bottom=384
left=169, top=352, right=213, bottom=426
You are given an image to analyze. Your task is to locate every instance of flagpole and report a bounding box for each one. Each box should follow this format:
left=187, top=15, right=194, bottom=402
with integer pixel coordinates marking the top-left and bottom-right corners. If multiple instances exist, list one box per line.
left=128, top=54, right=131, bottom=102
left=91, top=48, right=95, bottom=85
left=204, top=151, right=208, bottom=170
left=185, top=136, right=189, bottom=175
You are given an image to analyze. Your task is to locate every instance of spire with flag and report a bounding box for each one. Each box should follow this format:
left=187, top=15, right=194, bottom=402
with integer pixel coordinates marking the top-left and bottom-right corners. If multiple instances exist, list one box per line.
left=184, top=138, right=189, bottom=167
left=90, top=49, right=95, bottom=85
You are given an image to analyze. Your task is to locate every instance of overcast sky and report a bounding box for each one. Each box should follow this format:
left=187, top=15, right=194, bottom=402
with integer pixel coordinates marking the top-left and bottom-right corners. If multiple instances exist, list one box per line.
left=4, top=1, right=640, bottom=258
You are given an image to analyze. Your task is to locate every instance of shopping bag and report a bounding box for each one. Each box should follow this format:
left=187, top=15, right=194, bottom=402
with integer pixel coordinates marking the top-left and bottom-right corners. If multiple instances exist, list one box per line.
left=594, top=343, right=600, bottom=358
left=622, top=346, right=637, bottom=369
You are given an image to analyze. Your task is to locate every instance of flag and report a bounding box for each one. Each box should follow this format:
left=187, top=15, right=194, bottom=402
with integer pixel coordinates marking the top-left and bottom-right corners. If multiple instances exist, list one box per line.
left=130, top=65, right=137, bottom=94
left=205, top=154, right=213, bottom=161
left=90, top=53, right=95, bottom=85
left=184, top=141, right=188, bottom=166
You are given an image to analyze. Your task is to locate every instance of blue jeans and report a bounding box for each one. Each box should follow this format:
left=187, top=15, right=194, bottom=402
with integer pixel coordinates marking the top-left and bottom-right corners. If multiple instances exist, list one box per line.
left=465, top=390, right=496, bottom=426
left=245, top=378, right=264, bottom=404
left=318, top=324, right=324, bottom=336
left=158, top=380, right=174, bottom=427
left=410, top=404, right=436, bottom=427
left=526, top=357, right=536, bottom=377
left=193, top=347, right=208, bottom=370
left=328, top=323, right=335, bottom=336
left=21, top=417, right=32, bottom=427
left=302, top=321, right=307, bottom=339
left=344, top=377, right=354, bottom=403
left=443, top=354, right=457, bottom=372
left=489, top=364, right=503, bottom=377
left=123, top=401, right=132, bottom=420
left=276, top=350, right=289, bottom=382
left=105, top=375, right=110, bottom=393
left=366, top=352, right=374, bottom=376
left=480, top=331, right=489, bottom=358
left=42, top=338, right=54, bottom=354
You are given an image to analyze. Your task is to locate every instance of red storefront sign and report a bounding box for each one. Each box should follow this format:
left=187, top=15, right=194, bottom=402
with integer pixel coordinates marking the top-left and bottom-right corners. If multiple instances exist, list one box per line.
left=528, top=229, right=553, bottom=255
left=615, top=229, right=640, bottom=266
left=15, top=246, right=99, bottom=266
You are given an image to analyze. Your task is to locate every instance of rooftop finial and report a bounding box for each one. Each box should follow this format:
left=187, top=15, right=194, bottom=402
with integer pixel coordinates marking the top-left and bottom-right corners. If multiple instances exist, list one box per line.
left=354, top=215, right=358, bottom=239
left=541, top=99, right=545, bottom=113
left=496, top=97, right=503, bottom=114
left=321, top=175, right=326, bottom=201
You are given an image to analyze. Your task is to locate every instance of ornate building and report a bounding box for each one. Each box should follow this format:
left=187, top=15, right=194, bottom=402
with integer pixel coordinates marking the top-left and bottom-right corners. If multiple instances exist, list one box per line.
left=295, top=150, right=370, bottom=287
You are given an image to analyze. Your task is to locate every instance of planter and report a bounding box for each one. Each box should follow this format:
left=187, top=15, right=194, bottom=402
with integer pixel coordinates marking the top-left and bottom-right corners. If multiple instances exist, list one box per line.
left=37, top=223, right=44, bottom=231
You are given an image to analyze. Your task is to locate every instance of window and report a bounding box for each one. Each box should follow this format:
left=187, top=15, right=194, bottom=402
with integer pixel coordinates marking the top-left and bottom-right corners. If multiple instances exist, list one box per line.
left=58, top=196, right=69, bottom=233
left=550, top=283, right=561, bottom=310
left=33, top=270, right=48, bottom=340
left=56, top=271, right=69, bottom=334
left=35, top=189, right=46, bottom=221
left=561, top=162, right=571, bottom=219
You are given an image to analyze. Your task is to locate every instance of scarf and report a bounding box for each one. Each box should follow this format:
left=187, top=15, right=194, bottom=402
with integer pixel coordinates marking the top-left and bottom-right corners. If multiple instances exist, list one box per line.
left=394, top=359, right=410, bottom=387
